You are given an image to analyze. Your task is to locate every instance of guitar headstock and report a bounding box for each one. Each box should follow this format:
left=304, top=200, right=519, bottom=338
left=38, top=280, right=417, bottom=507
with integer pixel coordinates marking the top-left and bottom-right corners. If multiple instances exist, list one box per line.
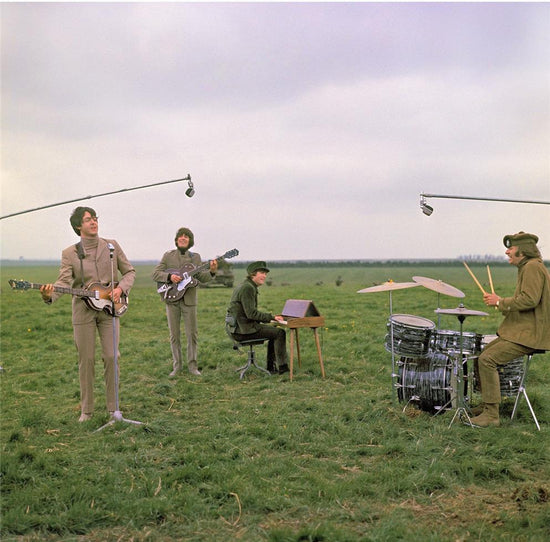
left=221, top=249, right=239, bottom=260
left=8, top=279, right=31, bottom=291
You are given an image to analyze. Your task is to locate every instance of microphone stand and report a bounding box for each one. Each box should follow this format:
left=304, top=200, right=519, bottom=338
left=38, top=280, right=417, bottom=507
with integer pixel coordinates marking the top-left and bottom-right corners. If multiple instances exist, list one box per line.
left=96, top=244, right=143, bottom=432
left=388, top=291, right=398, bottom=405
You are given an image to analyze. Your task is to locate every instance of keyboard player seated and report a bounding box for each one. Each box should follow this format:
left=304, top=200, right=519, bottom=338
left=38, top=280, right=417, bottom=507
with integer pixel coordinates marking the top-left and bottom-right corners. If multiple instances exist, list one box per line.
left=225, top=261, right=290, bottom=374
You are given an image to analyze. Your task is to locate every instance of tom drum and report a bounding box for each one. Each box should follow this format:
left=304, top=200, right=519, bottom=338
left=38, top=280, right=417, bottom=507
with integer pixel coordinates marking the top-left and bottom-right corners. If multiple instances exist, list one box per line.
left=432, top=329, right=482, bottom=356
left=385, top=314, right=435, bottom=357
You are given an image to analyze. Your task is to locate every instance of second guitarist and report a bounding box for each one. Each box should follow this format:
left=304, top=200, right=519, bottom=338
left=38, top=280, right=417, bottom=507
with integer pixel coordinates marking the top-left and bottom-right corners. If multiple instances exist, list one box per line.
left=151, top=227, right=218, bottom=377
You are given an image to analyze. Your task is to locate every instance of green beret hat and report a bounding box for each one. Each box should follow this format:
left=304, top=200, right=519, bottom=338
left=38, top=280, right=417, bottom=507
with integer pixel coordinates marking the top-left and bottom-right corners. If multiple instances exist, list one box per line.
left=247, top=261, right=270, bottom=275
left=503, top=231, right=539, bottom=248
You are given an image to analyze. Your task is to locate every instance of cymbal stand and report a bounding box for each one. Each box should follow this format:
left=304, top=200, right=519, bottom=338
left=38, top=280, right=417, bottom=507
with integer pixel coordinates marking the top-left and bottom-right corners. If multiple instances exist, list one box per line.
left=447, top=314, right=474, bottom=428
left=387, top=291, right=399, bottom=405
left=96, top=244, right=144, bottom=432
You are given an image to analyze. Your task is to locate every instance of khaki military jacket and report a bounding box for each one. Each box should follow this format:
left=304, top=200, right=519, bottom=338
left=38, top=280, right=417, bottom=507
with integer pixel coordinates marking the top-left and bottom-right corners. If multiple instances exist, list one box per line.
left=49, top=238, right=135, bottom=324
left=151, top=249, right=212, bottom=306
left=497, top=257, right=550, bottom=350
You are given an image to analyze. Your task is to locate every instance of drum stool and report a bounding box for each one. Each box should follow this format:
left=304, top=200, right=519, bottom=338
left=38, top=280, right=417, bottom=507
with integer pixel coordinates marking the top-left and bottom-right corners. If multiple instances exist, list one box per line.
left=232, top=338, right=271, bottom=380
left=510, top=350, right=546, bottom=431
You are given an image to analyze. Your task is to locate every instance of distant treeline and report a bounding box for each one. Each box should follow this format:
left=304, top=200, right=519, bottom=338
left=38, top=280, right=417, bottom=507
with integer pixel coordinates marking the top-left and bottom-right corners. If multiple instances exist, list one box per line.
left=232, top=259, right=516, bottom=268
left=3, top=258, right=548, bottom=268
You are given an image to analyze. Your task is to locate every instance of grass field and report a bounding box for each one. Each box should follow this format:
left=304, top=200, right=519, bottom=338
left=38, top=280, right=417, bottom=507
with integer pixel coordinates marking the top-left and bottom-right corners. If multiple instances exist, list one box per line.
left=1, top=263, right=549, bottom=541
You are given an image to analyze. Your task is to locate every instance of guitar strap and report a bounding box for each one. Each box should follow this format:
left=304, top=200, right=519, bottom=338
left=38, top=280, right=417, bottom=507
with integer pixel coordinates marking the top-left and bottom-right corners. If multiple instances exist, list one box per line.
left=76, top=242, right=85, bottom=288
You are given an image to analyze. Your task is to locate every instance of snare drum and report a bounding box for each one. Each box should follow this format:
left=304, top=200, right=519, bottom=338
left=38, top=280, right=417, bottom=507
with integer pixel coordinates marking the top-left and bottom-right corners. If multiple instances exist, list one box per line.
left=432, top=330, right=482, bottom=355
left=385, top=314, right=435, bottom=357
left=481, top=334, right=498, bottom=349
left=396, top=352, right=460, bottom=413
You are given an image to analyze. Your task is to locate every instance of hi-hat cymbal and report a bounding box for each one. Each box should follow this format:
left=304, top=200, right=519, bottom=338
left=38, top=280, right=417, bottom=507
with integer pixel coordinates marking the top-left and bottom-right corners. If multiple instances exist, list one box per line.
left=412, top=276, right=465, bottom=298
left=357, top=281, right=420, bottom=293
left=435, top=306, right=488, bottom=317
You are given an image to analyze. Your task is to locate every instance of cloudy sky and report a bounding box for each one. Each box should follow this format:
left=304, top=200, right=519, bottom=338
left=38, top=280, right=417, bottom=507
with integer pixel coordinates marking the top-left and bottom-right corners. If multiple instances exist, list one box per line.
left=1, top=2, right=549, bottom=263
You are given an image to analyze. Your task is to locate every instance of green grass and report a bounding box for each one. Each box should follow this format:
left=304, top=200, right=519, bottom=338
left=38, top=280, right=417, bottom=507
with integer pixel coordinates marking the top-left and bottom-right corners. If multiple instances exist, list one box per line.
left=1, top=263, right=549, bottom=541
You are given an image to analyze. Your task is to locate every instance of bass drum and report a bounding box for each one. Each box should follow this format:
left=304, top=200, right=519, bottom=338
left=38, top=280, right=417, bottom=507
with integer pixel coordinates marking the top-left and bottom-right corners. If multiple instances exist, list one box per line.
left=396, top=352, right=462, bottom=413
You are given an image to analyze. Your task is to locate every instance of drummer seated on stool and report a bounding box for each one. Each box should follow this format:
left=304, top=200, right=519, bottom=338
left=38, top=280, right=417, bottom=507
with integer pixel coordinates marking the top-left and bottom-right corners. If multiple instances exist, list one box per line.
left=472, top=232, right=550, bottom=427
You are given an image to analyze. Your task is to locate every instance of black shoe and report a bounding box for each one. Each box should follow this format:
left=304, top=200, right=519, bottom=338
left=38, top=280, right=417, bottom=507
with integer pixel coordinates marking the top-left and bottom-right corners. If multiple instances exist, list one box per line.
left=278, top=364, right=289, bottom=374
left=267, top=364, right=277, bottom=374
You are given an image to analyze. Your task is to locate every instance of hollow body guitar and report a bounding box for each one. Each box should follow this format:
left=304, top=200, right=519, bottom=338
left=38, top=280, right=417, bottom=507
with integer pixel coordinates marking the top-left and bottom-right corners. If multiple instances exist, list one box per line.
left=157, top=248, right=239, bottom=303
left=8, top=279, right=128, bottom=317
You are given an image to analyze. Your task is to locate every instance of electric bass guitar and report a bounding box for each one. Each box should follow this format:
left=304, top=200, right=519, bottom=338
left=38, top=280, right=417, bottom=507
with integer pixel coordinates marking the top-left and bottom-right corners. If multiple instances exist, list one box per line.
left=8, top=279, right=129, bottom=317
left=157, top=248, right=239, bottom=303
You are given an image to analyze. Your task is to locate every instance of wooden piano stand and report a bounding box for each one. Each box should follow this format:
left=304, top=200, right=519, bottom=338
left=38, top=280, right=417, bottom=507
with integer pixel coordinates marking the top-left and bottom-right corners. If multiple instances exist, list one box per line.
left=276, top=299, right=326, bottom=381
left=284, top=316, right=326, bottom=382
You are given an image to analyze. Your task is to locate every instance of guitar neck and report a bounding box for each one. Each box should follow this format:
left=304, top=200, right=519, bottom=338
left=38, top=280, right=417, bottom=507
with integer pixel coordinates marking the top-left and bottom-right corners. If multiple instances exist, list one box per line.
left=188, top=256, right=223, bottom=277
left=27, top=282, right=94, bottom=298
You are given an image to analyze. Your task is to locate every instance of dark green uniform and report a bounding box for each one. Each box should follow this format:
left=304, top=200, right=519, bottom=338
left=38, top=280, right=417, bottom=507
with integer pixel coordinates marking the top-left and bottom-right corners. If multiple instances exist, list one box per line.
left=227, top=277, right=288, bottom=372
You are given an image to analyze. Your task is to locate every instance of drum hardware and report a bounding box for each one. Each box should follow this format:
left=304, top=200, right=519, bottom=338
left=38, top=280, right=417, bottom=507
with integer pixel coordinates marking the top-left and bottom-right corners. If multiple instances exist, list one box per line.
left=434, top=304, right=488, bottom=427
left=358, top=281, right=421, bottom=404
left=412, top=275, right=465, bottom=328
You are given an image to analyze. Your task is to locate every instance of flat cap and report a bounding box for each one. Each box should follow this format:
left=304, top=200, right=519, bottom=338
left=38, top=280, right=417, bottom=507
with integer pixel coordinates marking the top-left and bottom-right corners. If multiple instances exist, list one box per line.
left=247, top=261, right=270, bottom=275
left=503, top=231, right=539, bottom=248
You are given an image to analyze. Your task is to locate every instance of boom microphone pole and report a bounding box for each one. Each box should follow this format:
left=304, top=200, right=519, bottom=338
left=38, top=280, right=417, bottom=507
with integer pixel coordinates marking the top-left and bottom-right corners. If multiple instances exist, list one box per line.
left=0, top=175, right=194, bottom=220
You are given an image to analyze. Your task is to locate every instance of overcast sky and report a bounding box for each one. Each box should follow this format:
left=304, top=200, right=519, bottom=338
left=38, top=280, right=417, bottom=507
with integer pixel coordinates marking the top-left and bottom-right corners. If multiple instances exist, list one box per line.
left=1, top=2, right=549, bottom=263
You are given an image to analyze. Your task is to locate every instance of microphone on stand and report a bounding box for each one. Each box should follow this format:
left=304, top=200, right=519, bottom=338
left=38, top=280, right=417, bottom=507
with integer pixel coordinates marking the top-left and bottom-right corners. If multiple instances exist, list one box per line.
left=185, top=177, right=195, bottom=198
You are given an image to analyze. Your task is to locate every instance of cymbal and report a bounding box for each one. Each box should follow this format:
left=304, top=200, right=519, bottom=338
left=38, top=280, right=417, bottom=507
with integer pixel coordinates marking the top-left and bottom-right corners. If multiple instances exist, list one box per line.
left=412, top=276, right=465, bottom=298
left=435, top=305, right=488, bottom=317
left=357, top=281, right=420, bottom=293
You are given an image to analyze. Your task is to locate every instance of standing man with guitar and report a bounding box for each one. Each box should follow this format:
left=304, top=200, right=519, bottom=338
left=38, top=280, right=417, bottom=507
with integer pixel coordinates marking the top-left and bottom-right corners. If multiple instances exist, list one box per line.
left=152, top=227, right=218, bottom=377
left=40, top=206, right=135, bottom=422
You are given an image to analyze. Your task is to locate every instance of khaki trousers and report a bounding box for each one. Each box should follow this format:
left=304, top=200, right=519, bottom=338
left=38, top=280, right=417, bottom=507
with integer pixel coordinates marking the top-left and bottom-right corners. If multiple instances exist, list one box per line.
left=477, top=337, right=533, bottom=404
left=165, top=301, right=198, bottom=371
left=74, top=312, right=120, bottom=415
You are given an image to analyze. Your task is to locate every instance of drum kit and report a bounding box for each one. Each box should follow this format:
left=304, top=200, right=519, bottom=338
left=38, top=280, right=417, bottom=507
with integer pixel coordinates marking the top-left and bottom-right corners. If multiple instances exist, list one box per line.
left=358, top=275, right=489, bottom=426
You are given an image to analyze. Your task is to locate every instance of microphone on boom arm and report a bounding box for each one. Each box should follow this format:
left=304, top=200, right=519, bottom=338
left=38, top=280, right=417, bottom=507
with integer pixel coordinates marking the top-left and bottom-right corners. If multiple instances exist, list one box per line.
left=185, top=176, right=195, bottom=198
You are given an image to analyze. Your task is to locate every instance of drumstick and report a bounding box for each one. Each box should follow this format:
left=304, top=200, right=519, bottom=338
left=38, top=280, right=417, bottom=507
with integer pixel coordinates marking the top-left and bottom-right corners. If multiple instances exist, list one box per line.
left=487, top=265, right=495, bottom=294
left=462, top=261, right=487, bottom=295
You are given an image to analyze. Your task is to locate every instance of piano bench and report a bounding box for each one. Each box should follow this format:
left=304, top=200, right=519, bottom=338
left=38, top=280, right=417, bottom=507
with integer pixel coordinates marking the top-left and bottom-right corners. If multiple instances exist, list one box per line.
left=233, top=339, right=271, bottom=380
